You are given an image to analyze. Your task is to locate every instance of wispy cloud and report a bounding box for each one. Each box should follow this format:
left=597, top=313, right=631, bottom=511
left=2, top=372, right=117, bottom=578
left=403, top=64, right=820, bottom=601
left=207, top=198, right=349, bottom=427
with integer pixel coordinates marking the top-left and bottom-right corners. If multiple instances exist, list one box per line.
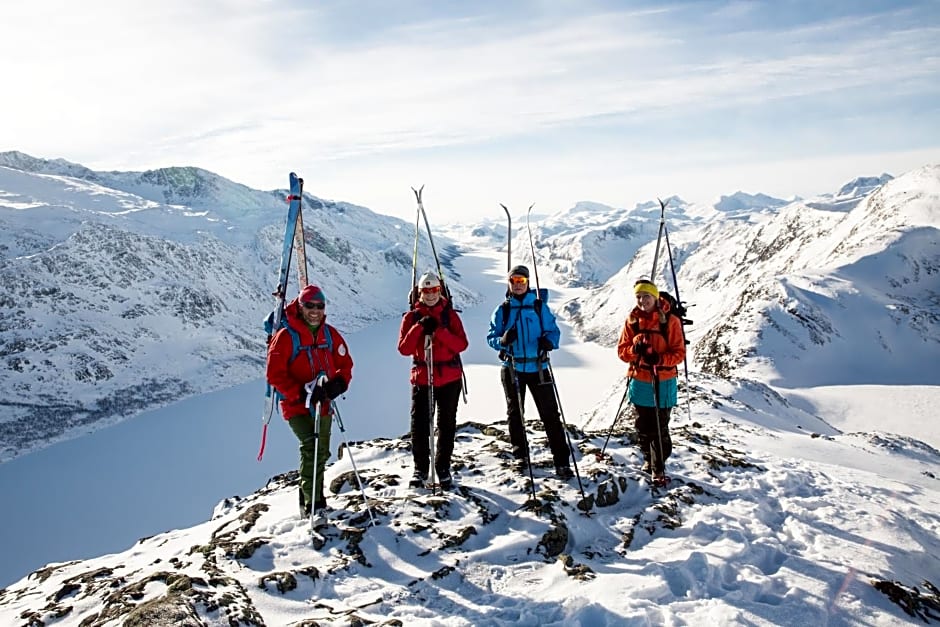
left=1, top=1, right=937, bottom=219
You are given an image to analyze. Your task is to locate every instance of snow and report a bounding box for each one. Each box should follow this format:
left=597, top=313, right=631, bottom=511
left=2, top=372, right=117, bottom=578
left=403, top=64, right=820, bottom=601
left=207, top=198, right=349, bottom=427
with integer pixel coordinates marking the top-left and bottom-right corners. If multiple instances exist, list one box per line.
left=1, top=243, right=938, bottom=626
left=0, top=157, right=938, bottom=625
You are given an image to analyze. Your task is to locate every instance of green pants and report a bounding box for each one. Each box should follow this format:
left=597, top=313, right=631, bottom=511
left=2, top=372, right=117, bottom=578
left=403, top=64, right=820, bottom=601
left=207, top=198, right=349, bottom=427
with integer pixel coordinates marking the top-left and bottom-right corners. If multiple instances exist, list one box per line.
left=288, top=409, right=332, bottom=507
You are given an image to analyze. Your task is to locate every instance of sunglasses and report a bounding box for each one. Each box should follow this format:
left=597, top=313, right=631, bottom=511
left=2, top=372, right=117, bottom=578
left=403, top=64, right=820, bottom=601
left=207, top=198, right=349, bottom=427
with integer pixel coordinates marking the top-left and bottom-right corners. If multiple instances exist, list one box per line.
left=302, top=301, right=326, bottom=310
left=420, top=286, right=441, bottom=294
left=509, top=276, right=528, bottom=285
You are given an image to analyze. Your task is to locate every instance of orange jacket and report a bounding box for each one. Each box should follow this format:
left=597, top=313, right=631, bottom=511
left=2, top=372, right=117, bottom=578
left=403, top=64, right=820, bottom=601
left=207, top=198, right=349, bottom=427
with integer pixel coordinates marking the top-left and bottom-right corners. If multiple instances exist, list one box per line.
left=398, top=297, right=468, bottom=387
left=617, top=299, right=686, bottom=383
left=266, top=299, right=353, bottom=419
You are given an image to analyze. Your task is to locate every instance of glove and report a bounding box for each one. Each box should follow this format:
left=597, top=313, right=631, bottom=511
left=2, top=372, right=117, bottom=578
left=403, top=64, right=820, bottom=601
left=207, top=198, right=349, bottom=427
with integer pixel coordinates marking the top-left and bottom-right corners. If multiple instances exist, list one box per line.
left=419, top=315, right=438, bottom=334
left=499, top=327, right=518, bottom=347
left=300, top=381, right=326, bottom=407
left=498, top=349, right=509, bottom=362
left=634, top=341, right=650, bottom=358
left=641, top=349, right=660, bottom=366
left=324, top=374, right=348, bottom=400
left=537, top=336, right=554, bottom=353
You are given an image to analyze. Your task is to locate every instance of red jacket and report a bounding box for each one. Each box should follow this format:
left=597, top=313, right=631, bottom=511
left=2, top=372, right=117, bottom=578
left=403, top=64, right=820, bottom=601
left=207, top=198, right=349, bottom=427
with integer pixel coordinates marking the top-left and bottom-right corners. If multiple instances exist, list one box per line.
left=397, top=297, right=468, bottom=387
left=617, top=299, right=686, bottom=383
left=266, top=298, right=354, bottom=419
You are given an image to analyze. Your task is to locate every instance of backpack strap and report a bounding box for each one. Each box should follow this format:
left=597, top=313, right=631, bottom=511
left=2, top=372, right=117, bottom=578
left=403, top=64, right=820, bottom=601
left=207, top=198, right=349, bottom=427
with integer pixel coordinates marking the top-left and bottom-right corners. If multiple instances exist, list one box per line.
left=501, top=298, right=543, bottom=331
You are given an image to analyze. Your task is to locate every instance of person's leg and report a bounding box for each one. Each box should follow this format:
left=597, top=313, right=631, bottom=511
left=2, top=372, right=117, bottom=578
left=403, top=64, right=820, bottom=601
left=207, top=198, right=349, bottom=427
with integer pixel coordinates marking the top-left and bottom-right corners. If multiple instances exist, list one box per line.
left=634, top=405, right=670, bottom=474
left=528, top=369, right=570, bottom=468
left=287, top=413, right=317, bottom=512
left=410, top=385, right=431, bottom=478
left=313, top=408, right=332, bottom=508
left=500, top=366, right=528, bottom=460
left=434, top=379, right=462, bottom=475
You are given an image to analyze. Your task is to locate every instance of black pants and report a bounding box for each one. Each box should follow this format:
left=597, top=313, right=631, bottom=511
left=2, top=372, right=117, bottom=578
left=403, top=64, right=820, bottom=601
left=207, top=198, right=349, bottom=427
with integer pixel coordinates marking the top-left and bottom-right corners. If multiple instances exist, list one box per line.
left=635, top=405, right=672, bottom=474
left=500, top=366, right=570, bottom=467
left=411, top=378, right=462, bottom=475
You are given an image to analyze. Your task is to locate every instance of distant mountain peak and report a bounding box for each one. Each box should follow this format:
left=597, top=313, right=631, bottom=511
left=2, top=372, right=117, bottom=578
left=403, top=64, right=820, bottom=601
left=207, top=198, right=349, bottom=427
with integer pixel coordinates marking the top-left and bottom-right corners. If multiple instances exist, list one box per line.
left=714, top=191, right=788, bottom=213
left=836, top=173, right=893, bottom=198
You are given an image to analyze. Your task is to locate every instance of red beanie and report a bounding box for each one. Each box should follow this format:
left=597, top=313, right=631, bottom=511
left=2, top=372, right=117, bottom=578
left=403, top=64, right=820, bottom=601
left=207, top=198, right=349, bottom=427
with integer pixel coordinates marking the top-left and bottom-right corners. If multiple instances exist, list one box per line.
left=299, top=285, right=326, bottom=303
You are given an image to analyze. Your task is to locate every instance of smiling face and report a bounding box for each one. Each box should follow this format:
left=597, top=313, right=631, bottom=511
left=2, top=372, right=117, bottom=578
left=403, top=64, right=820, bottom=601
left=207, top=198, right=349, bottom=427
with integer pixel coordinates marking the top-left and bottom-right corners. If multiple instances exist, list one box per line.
left=300, top=299, right=326, bottom=325
left=636, top=292, right=656, bottom=312
left=419, top=285, right=441, bottom=306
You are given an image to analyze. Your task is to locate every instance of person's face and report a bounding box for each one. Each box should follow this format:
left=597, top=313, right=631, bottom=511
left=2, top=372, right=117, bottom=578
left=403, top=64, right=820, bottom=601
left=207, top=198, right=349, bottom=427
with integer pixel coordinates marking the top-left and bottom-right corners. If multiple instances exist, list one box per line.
left=636, top=292, right=656, bottom=312
left=301, top=299, right=326, bottom=324
left=419, top=285, right=441, bottom=306
left=508, top=274, right=528, bottom=295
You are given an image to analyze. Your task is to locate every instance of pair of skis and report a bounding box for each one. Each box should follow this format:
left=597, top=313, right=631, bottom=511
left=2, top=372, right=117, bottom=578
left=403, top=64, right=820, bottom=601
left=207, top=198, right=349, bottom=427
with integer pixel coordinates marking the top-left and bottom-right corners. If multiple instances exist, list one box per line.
left=409, top=187, right=467, bottom=497
left=499, top=203, right=591, bottom=514
left=258, top=173, right=308, bottom=461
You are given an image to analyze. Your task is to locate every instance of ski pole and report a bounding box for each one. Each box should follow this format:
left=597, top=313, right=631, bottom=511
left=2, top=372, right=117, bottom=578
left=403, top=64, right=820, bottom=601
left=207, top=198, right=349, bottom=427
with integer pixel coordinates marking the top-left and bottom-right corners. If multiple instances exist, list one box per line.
left=306, top=375, right=326, bottom=533
left=330, top=401, right=376, bottom=527
left=650, top=368, right=668, bottom=487
left=506, top=349, right=538, bottom=506
left=543, top=361, right=589, bottom=510
left=598, top=379, right=631, bottom=459
left=425, top=334, right=438, bottom=495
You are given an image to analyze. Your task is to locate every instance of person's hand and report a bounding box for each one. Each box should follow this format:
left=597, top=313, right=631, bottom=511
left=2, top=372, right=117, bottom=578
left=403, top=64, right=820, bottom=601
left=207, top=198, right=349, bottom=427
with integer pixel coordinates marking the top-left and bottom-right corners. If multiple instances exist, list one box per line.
left=303, top=380, right=326, bottom=405
left=419, top=315, right=438, bottom=334
left=499, top=327, right=518, bottom=346
left=641, top=349, right=660, bottom=366
left=537, top=336, right=554, bottom=353
left=498, top=349, right=509, bottom=362
left=324, top=375, right=348, bottom=399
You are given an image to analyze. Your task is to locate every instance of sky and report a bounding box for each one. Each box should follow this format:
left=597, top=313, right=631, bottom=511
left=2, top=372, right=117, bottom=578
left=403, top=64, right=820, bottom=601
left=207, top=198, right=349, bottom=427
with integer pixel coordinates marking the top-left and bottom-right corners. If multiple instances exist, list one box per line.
left=2, top=1, right=939, bottom=221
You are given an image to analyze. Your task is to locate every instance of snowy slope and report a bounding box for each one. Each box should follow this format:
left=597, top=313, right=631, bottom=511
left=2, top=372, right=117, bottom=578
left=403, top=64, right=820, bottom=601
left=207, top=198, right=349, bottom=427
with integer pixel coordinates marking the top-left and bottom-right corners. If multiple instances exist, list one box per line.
left=1, top=180, right=939, bottom=624
left=0, top=153, right=472, bottom=462
left=1, top=390, right=936, bottom=626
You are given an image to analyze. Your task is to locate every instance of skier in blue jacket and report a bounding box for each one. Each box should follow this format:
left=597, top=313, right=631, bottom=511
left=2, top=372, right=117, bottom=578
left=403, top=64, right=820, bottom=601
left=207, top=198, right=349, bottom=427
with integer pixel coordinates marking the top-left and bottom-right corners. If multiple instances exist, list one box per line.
left=487, top=265, right=573, bottom=479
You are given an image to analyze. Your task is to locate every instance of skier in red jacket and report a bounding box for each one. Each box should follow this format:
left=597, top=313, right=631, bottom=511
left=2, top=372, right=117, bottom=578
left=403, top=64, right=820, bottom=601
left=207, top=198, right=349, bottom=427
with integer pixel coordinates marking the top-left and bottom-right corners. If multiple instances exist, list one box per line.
left=397, top=271, right=468, bottom=489
left=267, top=285, right=353, bottom=518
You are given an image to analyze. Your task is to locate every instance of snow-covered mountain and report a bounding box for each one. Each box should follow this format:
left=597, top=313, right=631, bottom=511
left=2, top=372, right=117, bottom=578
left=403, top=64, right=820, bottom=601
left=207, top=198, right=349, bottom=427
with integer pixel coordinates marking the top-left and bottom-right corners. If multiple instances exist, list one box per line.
left=569, top=166, right=939, bottom=388
left=1, top=152, right=938, bottom=625
left=1, top=378, right=937, bottom=626
left=0, top=152, right=471, bottom=462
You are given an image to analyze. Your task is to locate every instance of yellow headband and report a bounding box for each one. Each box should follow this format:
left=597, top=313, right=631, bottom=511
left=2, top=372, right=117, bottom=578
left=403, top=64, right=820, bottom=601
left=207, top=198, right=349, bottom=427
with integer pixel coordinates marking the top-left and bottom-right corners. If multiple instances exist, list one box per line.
left=634, top=281, right=659, bottom=299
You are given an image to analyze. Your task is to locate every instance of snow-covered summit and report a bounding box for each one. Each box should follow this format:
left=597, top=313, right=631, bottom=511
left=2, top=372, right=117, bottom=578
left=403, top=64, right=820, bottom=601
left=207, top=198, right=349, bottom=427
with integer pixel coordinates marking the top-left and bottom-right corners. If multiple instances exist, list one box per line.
left=0, top=153, right=467, bottom=463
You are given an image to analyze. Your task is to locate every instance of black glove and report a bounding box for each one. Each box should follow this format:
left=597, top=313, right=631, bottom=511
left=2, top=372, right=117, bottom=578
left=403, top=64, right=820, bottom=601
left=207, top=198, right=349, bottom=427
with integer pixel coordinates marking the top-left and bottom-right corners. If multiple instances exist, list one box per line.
left=499, top=327, right=518, bottom=346
left=537, top=336, right=554, bottom=353
left=419, top=315, right=438, bottom=334
left=295, top=382, right=323, bottom=405
left=324, top=375, right=348, bottom=399
left=498, top=349, right=509, bottom=362
left=641, top=349, right=660, bottom=366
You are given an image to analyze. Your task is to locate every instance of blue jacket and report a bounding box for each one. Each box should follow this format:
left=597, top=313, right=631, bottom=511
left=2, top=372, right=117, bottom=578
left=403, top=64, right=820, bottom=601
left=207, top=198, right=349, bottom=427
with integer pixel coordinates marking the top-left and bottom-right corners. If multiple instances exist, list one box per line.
left=487, top=290, right=560, bottom=373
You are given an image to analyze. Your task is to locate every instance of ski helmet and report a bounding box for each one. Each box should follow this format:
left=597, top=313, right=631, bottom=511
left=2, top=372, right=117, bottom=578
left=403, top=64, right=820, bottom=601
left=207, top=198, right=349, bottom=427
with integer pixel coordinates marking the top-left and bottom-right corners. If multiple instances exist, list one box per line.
left=418, top=271, right=441, bottom=290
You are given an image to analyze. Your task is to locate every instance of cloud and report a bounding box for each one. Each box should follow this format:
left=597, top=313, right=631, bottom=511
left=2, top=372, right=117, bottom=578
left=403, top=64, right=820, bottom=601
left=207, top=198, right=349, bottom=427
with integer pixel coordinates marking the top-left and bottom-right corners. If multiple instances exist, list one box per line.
left=2, top=1, right=937, bottom=220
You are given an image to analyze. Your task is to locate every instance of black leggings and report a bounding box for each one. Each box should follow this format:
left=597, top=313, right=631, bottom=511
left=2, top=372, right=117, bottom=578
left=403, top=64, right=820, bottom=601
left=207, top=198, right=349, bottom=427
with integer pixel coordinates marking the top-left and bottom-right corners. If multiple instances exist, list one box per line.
left=410, top=379, right=462, bottom=474
left=500, top=366, right=570, bottom=467
left=634, top=405, right=672, bottom=474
